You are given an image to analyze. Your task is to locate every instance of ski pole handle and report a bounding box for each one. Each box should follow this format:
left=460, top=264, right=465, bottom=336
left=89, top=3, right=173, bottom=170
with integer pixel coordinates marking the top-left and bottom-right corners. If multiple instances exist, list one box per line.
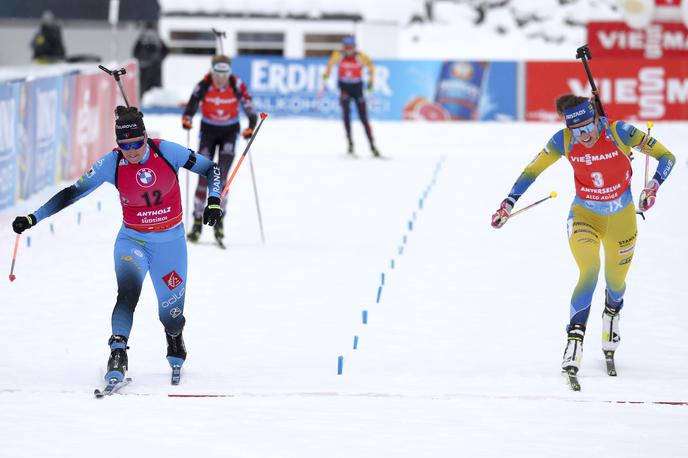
left=510, top=191, right=558, bottom=218
left=220, top=112, right=268, bottom=200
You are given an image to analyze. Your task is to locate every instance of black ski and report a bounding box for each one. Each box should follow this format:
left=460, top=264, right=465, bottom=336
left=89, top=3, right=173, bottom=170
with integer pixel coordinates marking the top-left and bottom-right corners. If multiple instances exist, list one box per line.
left=94, top=377, right=132, bottom=398
left=171, top=365, right=182, bottom=385
left=604, top=350, right=617, bottom=376
left=564, top=368, right=581, bottom=391
left=215, top=238, right=226, bottom=249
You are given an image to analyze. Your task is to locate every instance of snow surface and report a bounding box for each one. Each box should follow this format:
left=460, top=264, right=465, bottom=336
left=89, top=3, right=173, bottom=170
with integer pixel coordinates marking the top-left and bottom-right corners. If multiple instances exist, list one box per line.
left=1, top=117, right=687, bottom=457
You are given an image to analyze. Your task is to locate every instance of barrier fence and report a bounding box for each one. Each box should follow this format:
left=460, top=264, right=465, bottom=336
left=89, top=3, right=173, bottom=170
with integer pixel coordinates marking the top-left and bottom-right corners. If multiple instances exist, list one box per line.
left=0, top=61, right=138, bottom=210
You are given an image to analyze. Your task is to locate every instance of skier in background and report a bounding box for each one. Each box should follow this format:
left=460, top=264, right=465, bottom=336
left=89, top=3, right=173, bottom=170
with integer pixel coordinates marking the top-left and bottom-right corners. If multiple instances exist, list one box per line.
left=182, top=54, right=257, bottom=247
left=132, top=22, right=169, bottom=95
left=323, top=35, right=380, bottom=157
left=491, top=94, right=675, bottom=378
left=12, top=106, right=223, bottom=384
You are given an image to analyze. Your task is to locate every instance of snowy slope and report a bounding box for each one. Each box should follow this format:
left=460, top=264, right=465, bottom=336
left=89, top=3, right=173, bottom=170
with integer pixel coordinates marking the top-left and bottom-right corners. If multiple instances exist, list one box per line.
left=1, top=117, right=686, bottom=457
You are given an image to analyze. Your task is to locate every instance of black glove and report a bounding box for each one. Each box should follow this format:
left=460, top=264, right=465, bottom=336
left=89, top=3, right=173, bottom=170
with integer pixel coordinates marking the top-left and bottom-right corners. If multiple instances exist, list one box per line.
left=203, top=196, right=223, bottom=226
left=12, top=214, right=36, bottom=234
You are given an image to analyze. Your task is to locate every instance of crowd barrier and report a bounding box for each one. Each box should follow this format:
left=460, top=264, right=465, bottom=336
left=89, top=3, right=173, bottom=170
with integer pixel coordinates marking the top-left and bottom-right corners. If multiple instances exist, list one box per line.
left=0, top=61, right=138, bottom=210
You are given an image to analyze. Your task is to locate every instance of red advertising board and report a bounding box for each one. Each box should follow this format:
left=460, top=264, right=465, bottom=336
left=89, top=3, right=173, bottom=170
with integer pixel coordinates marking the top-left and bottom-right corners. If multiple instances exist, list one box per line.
left=68, top=61, right=139, bottom=179
left=526, top=59, right=688, bottom=121
left=588, top=21, right=688, bottom=59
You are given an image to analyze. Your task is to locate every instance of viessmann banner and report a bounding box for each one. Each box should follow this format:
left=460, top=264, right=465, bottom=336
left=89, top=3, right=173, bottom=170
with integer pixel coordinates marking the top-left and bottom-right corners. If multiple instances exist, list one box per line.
left=231, top=57, right=518, bottom=121
left=588, top=21, right=688, bottom=59
left=526, top=59, right=688, bottom=122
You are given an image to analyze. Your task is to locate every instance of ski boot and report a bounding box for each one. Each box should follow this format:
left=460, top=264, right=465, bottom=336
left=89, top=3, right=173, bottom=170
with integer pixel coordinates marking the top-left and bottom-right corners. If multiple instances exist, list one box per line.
left=105, top=335, right=129, bottom=382
left=166, top=330, right=187, bottom=368
left=166, top=330, right=186, bottom=385
left=602, top=295, right=622, bottom=375
left=562, top=323, right=585, bottom=372
left=347, top=140, right=354, bottom=155
left=601, top=297, right=622, bottom=352
left=187, top=216, right=202, bottom=242
left=371, top=145, right=381, bottom=158
left=214, top=219, right=225, bottom=249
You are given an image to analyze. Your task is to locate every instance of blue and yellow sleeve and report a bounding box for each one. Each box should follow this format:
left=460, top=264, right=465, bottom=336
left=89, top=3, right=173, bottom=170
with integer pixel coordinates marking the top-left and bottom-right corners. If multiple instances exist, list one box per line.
left=613, top=121, right=675, bottom=184
left=507, top=130, right=565, bottom=202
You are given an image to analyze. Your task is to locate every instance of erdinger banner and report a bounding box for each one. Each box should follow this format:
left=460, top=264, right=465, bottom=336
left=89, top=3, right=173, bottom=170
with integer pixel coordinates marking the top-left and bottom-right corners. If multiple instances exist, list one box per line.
left=231, top=57, right=517, bottom=121
left=588, top=21, right=688, bottom=59
left=526, top=59, right=688, bottom=121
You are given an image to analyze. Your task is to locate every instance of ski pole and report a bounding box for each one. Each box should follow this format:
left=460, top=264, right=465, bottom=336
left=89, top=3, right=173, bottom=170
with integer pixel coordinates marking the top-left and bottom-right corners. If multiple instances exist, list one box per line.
left=247, top=150, right=266, bottom=243
left=636, top=120, right=654, bottom=221
left=576, top=45, right=606, bottom=118
left=644, top=121, right=653, bottom=184
left=8, top=234, right=20, bottom=282
left=312, top=83, right=325, bottom=112
left=186, top=129, right=191, bottom=227
left=98, top=65, right=130, bottom=107
left=221, top=112, right=268, bottom=200
left=510, top=191, right=558, bottom=218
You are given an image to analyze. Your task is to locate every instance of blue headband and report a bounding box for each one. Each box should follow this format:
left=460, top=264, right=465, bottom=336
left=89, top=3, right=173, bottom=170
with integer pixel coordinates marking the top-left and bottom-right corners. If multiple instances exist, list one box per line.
left=563, top=100, right=596, bottom=127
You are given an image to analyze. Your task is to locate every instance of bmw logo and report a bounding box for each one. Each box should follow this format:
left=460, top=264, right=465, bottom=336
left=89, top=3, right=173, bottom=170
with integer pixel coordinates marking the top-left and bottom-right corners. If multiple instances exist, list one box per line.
left=136, top=168, right=156, bottom=188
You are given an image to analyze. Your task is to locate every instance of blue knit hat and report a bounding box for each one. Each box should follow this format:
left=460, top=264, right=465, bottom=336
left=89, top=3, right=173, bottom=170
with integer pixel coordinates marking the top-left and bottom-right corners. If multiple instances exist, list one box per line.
left=563, top=100, right=596, bottom=127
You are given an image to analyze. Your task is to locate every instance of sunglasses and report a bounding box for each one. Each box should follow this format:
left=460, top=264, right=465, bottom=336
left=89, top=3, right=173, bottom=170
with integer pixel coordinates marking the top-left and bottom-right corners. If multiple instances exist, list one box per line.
left=118, top=140, right=145, bottom=150
left=571, top=121, right=596, bottom=137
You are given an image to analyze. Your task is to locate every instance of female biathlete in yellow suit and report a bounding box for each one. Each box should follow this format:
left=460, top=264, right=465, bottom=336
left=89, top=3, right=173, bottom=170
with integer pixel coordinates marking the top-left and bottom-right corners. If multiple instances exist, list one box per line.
left=491, top=94, right=675, bottom=373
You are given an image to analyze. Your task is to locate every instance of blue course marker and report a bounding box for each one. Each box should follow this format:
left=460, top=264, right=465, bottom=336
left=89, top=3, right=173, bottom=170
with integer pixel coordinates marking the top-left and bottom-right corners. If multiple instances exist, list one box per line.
left=77, top=212, right=81, bottom=225
left=390, top=259, right=395, bottom=269
left=412, top=211, right=417, bottom=221
left=408, top=220, right=413, bottom=231
left=402, top=234, right=407, bottom=244
left=49, top=223, right=54, bottom=235
left=353, top=335, right=359, bottom=350
left=97, top=201, right=101, bottom=212
left=419, top=198, right=424, bottom=209
left=337, top=356, right=344, bottom=375
left=381, top=272, right=385, bottom=286
left=376, top=286, right=382, bottom=304
left=26, top=236, right=31, bottom=247
left=398, top=245, right=404, bottom=255
left=362, top=310, right=368, bottom=324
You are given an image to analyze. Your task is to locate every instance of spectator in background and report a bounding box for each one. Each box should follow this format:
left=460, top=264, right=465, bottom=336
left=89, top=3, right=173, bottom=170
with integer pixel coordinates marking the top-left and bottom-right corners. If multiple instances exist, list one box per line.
left=31, top=11, right=66, bottom=63
left=133, top=22, right=169, bottom=95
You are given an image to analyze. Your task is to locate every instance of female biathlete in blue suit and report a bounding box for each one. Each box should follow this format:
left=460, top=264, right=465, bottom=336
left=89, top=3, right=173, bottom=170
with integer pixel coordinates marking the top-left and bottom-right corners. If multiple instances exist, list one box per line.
left=12, top=106, right=223, bottom=383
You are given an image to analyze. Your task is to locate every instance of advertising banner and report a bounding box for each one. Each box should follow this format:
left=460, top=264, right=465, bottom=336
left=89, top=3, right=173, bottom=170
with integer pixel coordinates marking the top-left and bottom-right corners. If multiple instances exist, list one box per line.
left=25, top=76, right=63, bottom=196
left=70, top=73, right=107, bottom=179
left=232, top=57, right=517, bottom=121
left=525, top=59, right=688, bottom=121
left=58, top=73, right=75, bottom=181
left=0, top=81, right=21, bottom=210
left=588, top=21, right=688, bottom=59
